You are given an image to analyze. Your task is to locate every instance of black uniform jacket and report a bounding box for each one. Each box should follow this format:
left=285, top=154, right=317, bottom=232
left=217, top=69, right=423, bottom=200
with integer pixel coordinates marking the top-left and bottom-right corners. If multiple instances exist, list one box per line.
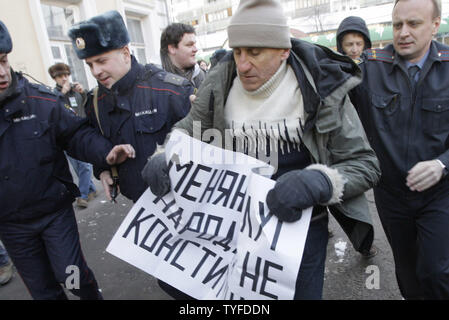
left=351, top=41, right=449, bottom=192
left=84, top=56, right=193, bottom=202
left=0, top=71, right=113, bottom=222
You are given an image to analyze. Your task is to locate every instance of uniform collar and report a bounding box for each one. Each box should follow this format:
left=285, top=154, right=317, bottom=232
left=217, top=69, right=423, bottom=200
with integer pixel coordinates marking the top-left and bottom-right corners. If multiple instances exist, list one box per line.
left=391, top=41, right=440, bottom=73
left=0, top=69, right=21, bottom=106
left=405, top=49, right=430, bottom=69
left=103, top=55, right=142, bottom=96
left=1, top=72, right=29, bottom=121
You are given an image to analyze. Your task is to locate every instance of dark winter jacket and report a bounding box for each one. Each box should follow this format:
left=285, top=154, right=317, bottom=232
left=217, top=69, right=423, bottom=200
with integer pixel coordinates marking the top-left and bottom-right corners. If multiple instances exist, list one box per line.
left=350, top=41, right=449, bottom=193
left=0, top=71, right=113, bottom=222
left=84, top=56, right=193, bottom=202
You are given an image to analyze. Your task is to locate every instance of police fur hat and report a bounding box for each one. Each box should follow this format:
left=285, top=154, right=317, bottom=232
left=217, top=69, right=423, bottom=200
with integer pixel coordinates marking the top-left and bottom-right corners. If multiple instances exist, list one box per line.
left=68, top=10, right=130, bottom=59
left=0, top=20, right=12, bottom=54
left=48, top=63, right=71, bottom=79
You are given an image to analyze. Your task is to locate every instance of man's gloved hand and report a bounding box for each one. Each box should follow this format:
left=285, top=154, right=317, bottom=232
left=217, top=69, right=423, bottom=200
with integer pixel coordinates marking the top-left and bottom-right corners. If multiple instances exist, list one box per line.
left=266, top=169, right=333, bottom=222
left=141, top=153, right=171, bottom=196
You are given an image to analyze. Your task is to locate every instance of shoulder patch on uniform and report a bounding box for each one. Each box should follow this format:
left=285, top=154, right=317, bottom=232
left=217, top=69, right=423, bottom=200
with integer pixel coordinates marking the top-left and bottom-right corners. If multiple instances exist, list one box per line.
left=438, top=50, right=449, bottom=61
left=163, top=73, right=187, bottom=86
left=365, top=49, right=394, bottom=63
left=29, top=83, right=57, bottom=96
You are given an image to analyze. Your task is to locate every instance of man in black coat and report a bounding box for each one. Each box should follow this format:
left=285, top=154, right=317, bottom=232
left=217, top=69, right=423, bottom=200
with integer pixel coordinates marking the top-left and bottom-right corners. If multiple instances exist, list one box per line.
left=0, top=20, right=135, bottom=299
left=350, top=0, right=449, bottom=299
left=68, top=11, right=193, bottom=204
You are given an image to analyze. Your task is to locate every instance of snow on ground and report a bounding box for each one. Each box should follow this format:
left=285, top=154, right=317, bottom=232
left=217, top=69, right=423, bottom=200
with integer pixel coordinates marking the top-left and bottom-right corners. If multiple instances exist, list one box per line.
left=334, top=239, right=347, bottom=263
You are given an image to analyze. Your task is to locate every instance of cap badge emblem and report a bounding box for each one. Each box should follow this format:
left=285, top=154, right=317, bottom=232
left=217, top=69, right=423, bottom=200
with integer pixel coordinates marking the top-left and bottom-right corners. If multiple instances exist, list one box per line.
left=76, top=37, right=86, bottom=50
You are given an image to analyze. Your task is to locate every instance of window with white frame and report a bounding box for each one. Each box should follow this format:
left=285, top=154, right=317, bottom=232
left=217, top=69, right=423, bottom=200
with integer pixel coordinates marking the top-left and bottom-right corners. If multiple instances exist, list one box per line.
left=127, top=17, right=148, bottom=65
left=41, top=2, right=89, bottom=89
left=330, top=0, right=358, bottom=12
left=296, top=0, right=330, bottom=8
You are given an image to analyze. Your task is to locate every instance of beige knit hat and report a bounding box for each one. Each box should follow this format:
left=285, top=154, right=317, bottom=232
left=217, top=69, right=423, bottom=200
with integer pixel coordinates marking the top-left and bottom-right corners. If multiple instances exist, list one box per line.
left=228, top=0, right=291, bottom=49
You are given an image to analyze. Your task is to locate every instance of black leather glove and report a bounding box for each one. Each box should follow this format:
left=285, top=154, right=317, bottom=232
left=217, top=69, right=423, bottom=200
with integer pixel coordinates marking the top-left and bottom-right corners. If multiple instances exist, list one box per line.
left=266, top=169, right=333, bottom=222
left=141, top=153, right=171, bottom=196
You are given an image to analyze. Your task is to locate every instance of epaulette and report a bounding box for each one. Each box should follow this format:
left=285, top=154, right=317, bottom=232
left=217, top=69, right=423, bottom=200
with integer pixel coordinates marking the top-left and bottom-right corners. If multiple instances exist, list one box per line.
left=438, top=50, right=449, bottom=61
left=163, top=73, right=188, bottom=87
left=29, top=83, right=58, bottom=96
left=365, top=49, right=394, bottom=63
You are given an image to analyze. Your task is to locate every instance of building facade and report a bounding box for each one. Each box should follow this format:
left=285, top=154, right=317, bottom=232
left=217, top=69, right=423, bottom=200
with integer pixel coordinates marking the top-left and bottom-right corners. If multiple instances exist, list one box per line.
left=168, top=0, right=449, bottom=57
left=0, top=0, right=170, bottom=90
left=167, top=0, right=239, bottom=56
left=4, top=0, right=449, bottom=87
left=291, top=0, right=449, bottom=50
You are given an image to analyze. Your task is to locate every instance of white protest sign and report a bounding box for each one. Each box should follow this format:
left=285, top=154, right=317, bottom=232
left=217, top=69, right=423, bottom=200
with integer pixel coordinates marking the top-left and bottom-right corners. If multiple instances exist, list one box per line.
left=107, top=130, right=311, bottom=300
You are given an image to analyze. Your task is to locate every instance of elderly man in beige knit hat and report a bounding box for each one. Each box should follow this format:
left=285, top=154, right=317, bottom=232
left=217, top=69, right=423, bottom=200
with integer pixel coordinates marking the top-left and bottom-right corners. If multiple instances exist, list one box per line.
left=142, top=0, right=380, bottom=300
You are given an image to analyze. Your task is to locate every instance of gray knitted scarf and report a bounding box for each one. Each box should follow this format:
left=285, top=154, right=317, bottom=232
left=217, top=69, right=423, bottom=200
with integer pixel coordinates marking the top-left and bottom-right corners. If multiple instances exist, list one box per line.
left=161, top=53, right=194, bottom=82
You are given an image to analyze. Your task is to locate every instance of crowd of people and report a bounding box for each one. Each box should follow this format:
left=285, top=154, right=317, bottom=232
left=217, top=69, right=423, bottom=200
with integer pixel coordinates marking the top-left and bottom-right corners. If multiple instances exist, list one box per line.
left=0, top=0, right=448, bottom=300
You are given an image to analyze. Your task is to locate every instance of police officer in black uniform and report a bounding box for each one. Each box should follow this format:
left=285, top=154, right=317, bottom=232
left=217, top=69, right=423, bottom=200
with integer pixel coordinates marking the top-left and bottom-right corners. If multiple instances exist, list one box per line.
left=68, top=11, right=193, bottom=204
left=69, top=11, right=193, bottom=299
left=0, top=20, right=135, bottom=299
left=350, top=0, right=449, bottom=299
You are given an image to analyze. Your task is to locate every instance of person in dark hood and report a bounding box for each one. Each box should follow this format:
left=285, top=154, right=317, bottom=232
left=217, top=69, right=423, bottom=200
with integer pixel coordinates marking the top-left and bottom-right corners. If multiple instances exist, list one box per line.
left=336, top=16, right=378, bottom=258
left=337, top=16, right=372, bottom=60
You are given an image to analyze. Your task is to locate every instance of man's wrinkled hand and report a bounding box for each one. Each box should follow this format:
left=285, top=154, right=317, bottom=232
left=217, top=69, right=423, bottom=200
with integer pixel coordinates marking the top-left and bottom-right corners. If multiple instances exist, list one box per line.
left=106, top=144, right=135, bottom=165
left=406, top=160, right=444, bottom=192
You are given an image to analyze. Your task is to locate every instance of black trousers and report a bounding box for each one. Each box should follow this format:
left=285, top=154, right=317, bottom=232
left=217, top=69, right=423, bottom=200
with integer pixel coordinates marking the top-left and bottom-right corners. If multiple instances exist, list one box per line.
left=0, top=205, right=103, bottom=300
left=374, top=182, right=449, bottom=299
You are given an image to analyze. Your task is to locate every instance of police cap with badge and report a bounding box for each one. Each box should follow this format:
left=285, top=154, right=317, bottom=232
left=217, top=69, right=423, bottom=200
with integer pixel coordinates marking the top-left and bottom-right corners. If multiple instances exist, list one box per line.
left=68, top=10, right=130, bottom=59
left=0, top=20, right=12, bottom=54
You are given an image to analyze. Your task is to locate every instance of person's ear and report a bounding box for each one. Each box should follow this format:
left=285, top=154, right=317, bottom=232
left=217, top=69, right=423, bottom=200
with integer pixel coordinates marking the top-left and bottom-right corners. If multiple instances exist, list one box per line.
left=168, top=44, right=177, bottom=55
left=281, top=49, right=290, bottom=61
left=122, top=46, right=131, bottom=62
left=432, top=16, right=441, bottom=36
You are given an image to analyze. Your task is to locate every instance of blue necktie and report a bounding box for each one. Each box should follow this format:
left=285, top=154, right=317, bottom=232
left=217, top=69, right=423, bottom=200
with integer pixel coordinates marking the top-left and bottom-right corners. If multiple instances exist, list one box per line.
left=408, top=65, right=420, bottom=89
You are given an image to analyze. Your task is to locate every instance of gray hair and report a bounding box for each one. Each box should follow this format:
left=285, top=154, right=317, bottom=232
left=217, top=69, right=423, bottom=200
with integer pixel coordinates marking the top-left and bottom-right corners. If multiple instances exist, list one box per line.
left=394, top=0, right=441, bottom=18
